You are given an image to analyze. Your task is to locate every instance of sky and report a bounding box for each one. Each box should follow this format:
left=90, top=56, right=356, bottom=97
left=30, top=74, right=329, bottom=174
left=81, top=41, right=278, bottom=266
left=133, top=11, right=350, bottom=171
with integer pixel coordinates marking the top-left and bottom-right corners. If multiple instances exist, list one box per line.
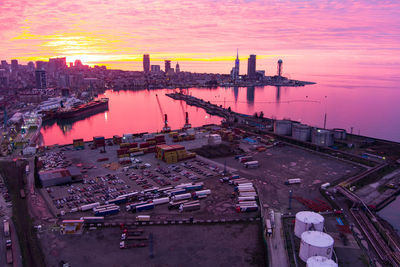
left=1, top=0, right=400, bottom=75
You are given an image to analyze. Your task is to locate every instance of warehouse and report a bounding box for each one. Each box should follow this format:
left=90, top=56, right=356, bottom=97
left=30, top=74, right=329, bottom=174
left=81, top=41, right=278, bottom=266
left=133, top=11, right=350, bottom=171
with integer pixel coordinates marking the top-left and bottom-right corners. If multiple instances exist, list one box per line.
left=39, top=167, right=82, bottom=187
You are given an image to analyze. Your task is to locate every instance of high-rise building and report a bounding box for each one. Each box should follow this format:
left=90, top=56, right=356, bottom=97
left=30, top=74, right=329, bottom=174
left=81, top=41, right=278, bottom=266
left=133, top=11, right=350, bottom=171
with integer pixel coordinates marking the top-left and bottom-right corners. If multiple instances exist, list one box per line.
left=175, top=62, right=180, bottom=73
left=1, top=60, right=7, bottom=68
left=234, top=49, right=240, bottom=80
left=11, top=59, right=18, bottom=72
left=27, top=62, right=35, bottom=72
left=151, top=65, right=161, bottom=72
left=35, top=70, right=47, bottom=89
left=143, top=54, right=150, bottom=73
left=49, top=57, right=67, bottom=73
left=165, top=60, right=171, bottom=73
left=36, top=61, right=46, bottom=70
left=247, top=55, right=256, bottom=79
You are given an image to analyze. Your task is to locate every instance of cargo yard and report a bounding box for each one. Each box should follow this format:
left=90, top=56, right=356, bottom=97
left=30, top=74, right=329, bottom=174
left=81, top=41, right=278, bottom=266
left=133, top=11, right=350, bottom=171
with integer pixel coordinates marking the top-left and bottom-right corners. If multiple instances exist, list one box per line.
left=1, top=93, right=400, bottom=267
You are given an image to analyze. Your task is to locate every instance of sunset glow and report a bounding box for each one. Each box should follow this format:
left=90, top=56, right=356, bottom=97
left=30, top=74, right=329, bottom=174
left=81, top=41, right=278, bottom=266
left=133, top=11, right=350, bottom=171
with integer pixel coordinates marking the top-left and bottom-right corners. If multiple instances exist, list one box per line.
left=1, top=0, right=399, bottom=74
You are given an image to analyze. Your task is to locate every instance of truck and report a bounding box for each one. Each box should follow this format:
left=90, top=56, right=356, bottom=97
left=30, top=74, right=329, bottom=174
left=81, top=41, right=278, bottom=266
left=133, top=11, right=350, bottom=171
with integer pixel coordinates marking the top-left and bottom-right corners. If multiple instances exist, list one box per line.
left=80, top=202, right=100, bottom=211
left=107, top=197, right=128, bottom=205
left=236, top=205, right=258, bottom=212
left=126, top=201, right=150, bottom=212
left=94, top=207, right=120, bottom=216
left=184, top=184, right=204, bottom=191
left=244, top=161, right=259, bottom=169
left=6, top=248, right=13, bottom=264
left=171, top=193, right=192, bottom=202
left=236, top=201, right=257, bottom=207
left=320, top=182, right=330, bottom=190
left=136, top=215, right=150, bottom=221
left=80, top=217, right=105, bottom=224
left=284, top=178, right=302, bottom=185
left=238, top=156, right=253, bottom=163
left=238, top=196, right=256, bottom=201
left=191, top=189, right=211, bottom=197
left=168, top=200, right=190, bottom=210
left=135, top=203, right=154, bottom=213
left=152, top=197, right=169, bottom=205
left=119, top=241, right=147, bottom=249
left=265, top=219, right=272, bottom=236
left=179, top=203, right=200, bottom=212
left=121, top=234, right=148, bottom=241
left=166, top=188, right=187, bottom=196
left=229, top=178, right=250, bottom=185
left=3, top=219, right=10, bottom=237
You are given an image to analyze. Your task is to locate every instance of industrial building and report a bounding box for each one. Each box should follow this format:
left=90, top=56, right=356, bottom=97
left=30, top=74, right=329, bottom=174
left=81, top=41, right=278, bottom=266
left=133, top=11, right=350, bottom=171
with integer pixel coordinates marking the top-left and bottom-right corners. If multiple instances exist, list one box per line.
left=39, top=167, right=82, bottom=187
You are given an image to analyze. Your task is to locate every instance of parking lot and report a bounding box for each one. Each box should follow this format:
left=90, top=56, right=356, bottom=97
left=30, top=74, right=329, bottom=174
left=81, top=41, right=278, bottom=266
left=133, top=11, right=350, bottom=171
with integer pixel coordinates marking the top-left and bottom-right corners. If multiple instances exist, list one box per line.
left=38, top=138, right=260, bottom=220
left=41, top=222, right=266, bottom=267
left=212, top=143, right=364, bottom=213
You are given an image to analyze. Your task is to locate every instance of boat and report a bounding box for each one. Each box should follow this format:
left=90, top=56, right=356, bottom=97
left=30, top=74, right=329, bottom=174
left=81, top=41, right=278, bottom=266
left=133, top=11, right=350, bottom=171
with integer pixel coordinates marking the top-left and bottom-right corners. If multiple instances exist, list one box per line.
left=57, top=98, right=109, bottom=119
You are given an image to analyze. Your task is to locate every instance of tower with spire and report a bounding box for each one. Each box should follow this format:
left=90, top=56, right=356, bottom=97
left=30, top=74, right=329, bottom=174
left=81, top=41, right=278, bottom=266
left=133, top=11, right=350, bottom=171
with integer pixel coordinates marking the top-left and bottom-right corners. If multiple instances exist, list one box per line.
left=234, top=49, right=240, bottom=80
left=176, top=62, right=180, bottom=73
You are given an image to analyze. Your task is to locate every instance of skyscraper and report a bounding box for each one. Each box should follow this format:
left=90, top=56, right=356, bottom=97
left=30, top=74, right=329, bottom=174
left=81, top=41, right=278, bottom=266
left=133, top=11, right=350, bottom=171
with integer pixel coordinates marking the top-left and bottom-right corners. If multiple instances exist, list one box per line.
left=35, top=70, right=47, bottom=89
left=151, top=65, right=161, bottom=72
left=165, top=60, right=171, bottom=73
left=11, top=59, right=18, bottom=73
left=175, top=62, right=180, bottom=73
left=143, top=54, right=150, bottom=73
left=247, top=54, right=256, bottom=80
left=234, top=49, right=240, bottom=80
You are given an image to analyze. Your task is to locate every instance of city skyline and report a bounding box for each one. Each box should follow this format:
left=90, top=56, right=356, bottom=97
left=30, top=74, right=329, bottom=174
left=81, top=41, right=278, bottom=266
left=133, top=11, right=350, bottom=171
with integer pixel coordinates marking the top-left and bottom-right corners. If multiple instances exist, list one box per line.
left=0, top=1, right=399, bottom=75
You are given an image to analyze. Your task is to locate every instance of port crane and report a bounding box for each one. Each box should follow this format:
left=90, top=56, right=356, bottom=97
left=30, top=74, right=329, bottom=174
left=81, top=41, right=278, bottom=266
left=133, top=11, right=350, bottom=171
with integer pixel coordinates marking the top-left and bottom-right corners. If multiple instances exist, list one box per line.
left=179, top=101, right=191, bottom=130
left=155, top=94, right=171, bottom=132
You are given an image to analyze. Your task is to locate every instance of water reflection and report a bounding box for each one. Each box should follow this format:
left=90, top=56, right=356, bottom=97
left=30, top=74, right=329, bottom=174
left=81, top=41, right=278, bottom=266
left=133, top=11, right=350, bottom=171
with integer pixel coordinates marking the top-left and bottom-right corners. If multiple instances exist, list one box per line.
left=276, top=86, right=281, bottom=103
left=233, top=86, right=239, bottom=103
left=246, top=86, right=255, bottom=105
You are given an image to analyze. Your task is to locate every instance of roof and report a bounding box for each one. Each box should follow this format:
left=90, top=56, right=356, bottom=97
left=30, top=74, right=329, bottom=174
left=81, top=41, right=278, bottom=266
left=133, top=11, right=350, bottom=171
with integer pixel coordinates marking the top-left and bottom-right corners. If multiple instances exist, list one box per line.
left=39, top=168, right=71, bottom=181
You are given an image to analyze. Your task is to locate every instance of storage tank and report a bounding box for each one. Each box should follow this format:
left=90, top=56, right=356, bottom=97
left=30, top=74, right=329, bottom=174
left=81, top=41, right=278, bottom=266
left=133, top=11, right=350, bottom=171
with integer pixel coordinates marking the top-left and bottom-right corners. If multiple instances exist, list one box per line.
left=274, top=120, right=292, bottom=135
left=299, top=231, right=334, bottom=262
left=332, top=128, right=346, bottom=140
left=311, top=128, right=333, bottom=146
left=292, top=124, right=311, bottom=142
left=294, top=211, right=325, bottom=238
left=306, top=256, right=338, bottom=267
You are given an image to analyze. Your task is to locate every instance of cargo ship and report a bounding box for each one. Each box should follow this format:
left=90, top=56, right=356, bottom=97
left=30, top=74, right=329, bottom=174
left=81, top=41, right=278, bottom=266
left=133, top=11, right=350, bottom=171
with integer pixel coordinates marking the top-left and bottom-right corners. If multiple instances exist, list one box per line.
left=57, top=98, right=109, bottom=119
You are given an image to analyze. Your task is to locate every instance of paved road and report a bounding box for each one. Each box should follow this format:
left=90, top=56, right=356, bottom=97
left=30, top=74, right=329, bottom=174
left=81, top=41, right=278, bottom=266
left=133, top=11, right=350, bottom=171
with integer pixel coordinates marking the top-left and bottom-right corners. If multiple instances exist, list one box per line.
left=268, top=211, right=289, bottom=267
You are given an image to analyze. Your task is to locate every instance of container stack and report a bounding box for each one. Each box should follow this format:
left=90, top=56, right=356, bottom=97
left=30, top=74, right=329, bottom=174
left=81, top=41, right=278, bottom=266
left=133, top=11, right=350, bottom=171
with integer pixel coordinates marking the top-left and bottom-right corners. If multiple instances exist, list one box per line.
left=172, top=133, right=195, bottom=142
left=73, top=139, right=84, bottom=150
left=93, top=136, right=105, bottom=148
left=113, top=135, right=122, bottom=145
left=231, top=178, right=258, bottom=212
left=155, top=144, right=196, bottom=164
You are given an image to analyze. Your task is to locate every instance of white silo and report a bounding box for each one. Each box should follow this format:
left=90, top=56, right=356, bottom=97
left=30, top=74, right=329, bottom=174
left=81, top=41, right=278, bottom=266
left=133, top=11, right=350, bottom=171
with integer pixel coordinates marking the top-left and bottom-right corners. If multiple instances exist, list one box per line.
left=332, top=128, right=346, bottom=140
left=273, top=120, right=292, bottom=135
left=311, top=128, right=334, bottom=146
left=306, top=256, right=338, bottom=267
left=294, top=211, right=324, bottom=238
left=292, top=124, right=311, bottom=142
left=300, top=231, right=334, bottom=262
